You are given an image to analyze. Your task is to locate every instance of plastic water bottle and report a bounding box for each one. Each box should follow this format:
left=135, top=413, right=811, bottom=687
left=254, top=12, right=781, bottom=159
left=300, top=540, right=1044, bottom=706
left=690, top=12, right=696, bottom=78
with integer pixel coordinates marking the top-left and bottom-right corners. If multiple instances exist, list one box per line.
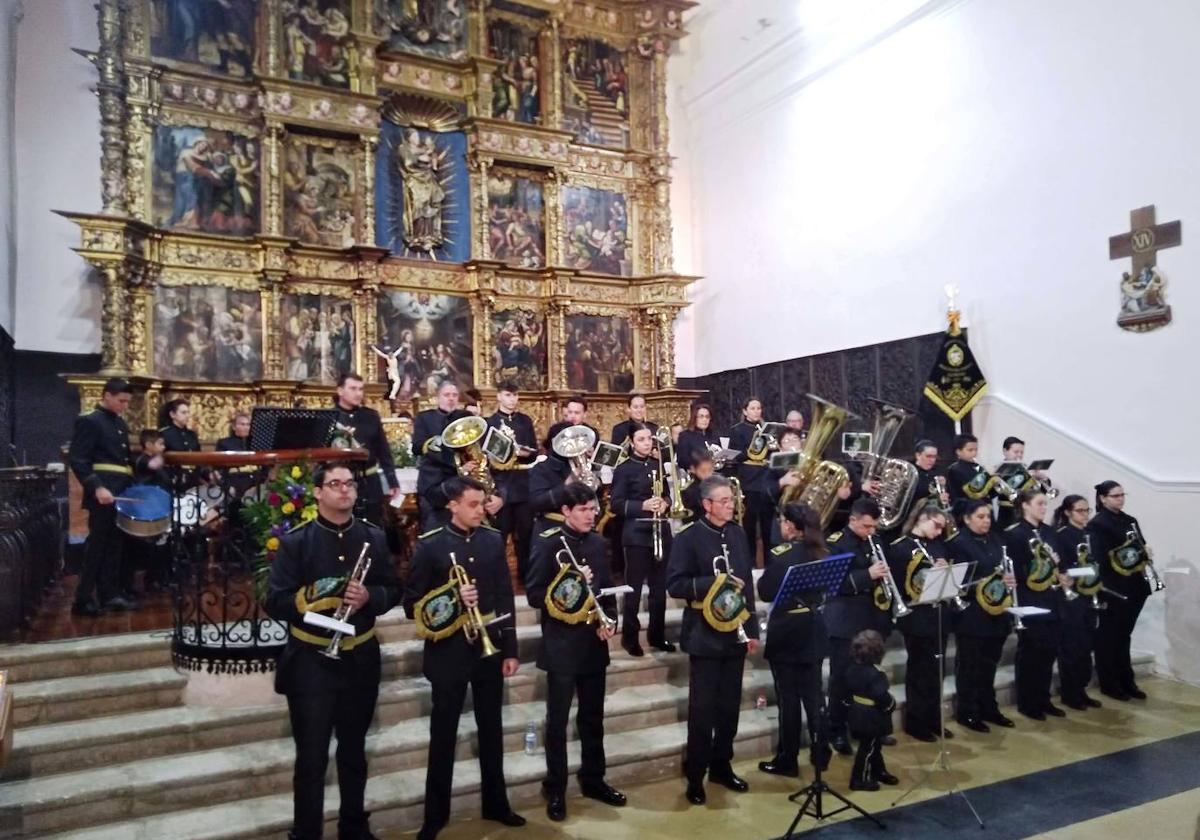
left=524, top=721, right=538, bottom=755
left=756, top=693, right=767, bottom=713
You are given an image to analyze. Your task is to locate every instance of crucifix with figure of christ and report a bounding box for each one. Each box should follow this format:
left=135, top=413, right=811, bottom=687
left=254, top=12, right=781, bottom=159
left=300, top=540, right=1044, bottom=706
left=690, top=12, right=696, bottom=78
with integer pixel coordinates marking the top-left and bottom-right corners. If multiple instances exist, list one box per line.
left=1108, top=205, right=1180, bottom=332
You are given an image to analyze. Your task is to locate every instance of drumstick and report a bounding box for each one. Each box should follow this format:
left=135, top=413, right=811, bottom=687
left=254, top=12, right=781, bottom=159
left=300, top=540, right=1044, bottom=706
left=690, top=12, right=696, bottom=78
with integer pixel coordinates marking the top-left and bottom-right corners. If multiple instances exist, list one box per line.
left=112, top=496, right=150, bottom=503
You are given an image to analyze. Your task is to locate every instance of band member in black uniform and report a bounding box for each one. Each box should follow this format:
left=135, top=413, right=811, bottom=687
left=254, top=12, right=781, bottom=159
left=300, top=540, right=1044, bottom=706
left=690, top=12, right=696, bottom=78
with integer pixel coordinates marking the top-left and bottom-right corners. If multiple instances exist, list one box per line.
left=333, top=373, right=399, bottom=527
left=487, top=381, right=539, bottom=583
left=216, top=412, right=252, bottom=451
left=897, top=440, right=949, bottom=533
left=405, top=477, right=525, bottom=840
left=68, top=378, right=136, bottom=616
left=676, top=403, right=722, bottom=472
left=1087, top=481, right=1153, bottom=701
left=530, top=399, right=600, bottom=532
left=609, top=395, right=655, bottom=582
left=844, top=630, right=898, bottom=791
left=1004, top=489, right=1074, bottom=720
left=1054, top=494, right=1103, bottom=710
left=667, top=475, right=761, bottom=805
left=418, top=409, right=504, bottom=534
left=681, top=451, right=716, bottom=523
left=946, top=434, right=1013, bottom=518
left=946, top=498, right=1015, bottom=731
left=159, top=398, right=201, bottom=455
left=610, top=424, right=674, bottom=656
left=824, top=498, right=890, bottom=754
left=263, top=462, right=401, bottom=840
left=611, top=393, right=658, bottom=447
left=757, top=503, right=831, bottom=778
left=412, top=381, right=459, bottom=458
left=887, top=504, right=953, bottom=741
left=729, top=397, right=773, bottom=565
left=767, top=428, right=805, bottom=547
left=525, top=483, right=627, bottom=821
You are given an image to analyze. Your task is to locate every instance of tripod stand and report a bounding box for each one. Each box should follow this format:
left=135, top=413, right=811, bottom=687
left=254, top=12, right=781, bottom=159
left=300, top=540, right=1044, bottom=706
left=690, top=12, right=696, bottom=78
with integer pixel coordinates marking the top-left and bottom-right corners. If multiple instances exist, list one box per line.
left=891, top=563, right=984, bottom=828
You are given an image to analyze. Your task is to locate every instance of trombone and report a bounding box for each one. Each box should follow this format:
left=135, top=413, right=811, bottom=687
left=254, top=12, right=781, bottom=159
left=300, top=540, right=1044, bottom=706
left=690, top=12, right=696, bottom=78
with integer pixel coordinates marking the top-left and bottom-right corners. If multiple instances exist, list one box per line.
left=654, top=427, right=689, bottom=519
left=555, top=536, right=617, bottom=632
left=867, top=535, right=911, bottom=619
left=713, top=544, right=750, bottom=644
left=650, top=467, right=665, bottom=563
left=449, top=551, right=505, bottom=657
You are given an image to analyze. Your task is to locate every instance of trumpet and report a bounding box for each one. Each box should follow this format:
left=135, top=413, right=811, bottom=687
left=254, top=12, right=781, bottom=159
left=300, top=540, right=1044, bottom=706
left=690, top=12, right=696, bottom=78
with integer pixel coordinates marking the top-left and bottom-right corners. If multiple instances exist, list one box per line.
left=1131, top=523, right=1166, bottom=592
left=321, top=542, right=373, bottom=660
left=650, top=468, right=665, bottom=563
left=867, top=535, right=911, bottom=618
left=1001, top=545, right=1025, bottom=631
left=929, top=476, right=958, bottom=539
left=714, top=544, right=750, bottom=644
left=1032, top=534, right=1079, bottom=601
left=450, top=551, right=501, bottom=657
left=555, top=536, right=617, bottom=632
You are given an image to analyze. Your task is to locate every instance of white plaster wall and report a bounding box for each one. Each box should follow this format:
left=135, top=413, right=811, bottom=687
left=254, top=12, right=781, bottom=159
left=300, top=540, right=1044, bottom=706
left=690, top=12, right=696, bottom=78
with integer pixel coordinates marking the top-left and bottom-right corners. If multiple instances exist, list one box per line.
left=0, top=0, right=23, bottom=335
left=13, top=0, right=101, bottom=353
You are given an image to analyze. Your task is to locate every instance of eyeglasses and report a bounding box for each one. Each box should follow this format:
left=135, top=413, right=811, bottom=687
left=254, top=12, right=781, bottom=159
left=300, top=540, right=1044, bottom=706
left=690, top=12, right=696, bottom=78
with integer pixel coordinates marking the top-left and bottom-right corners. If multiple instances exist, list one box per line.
left=1073, top=506, right=1091, bottom=514
left=708, top=496, right=735, bottom=506
left=321, top=479, right=357, bottom=491
left=1106, top=492, right=1125, bottom=498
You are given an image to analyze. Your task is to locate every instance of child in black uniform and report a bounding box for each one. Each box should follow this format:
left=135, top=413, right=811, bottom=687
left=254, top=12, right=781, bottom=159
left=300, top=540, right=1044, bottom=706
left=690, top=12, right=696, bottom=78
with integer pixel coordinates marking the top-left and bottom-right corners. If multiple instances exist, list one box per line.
left=844, top=629, right=899, bottom=791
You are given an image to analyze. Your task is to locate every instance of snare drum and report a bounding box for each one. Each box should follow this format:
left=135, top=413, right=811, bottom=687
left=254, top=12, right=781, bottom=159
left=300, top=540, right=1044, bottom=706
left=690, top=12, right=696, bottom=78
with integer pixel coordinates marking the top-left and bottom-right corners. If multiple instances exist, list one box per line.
left=116, top=485, right=172, bottom=538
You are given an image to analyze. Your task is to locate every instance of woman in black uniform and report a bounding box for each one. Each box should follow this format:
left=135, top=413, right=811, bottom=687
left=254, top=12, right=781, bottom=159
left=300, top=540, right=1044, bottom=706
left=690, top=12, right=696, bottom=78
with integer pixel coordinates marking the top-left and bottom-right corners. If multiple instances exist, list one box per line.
left=1053, top=494, right=1103, bottom=710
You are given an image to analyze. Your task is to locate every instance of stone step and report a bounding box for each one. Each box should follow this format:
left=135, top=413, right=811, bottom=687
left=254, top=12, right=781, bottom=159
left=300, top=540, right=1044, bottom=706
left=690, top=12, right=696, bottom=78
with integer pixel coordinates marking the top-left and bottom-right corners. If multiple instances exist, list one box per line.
left=0, top=669, right=776, bottom=837
left=39, top=710, right=778, bottom=840
left=0, top=632, right=173, bottom=683
left=9, top=667, right=187, bottom=728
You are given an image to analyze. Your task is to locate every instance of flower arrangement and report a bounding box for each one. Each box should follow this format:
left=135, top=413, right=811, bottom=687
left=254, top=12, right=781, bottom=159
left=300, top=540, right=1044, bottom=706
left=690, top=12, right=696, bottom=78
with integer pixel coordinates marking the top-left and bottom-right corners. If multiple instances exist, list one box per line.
left=242, top=463, right=319, bottom=595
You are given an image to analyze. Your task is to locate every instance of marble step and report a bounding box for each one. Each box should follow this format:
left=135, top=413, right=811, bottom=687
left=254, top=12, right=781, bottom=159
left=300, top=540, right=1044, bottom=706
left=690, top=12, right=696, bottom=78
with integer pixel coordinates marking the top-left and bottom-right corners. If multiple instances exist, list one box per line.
left=39, top=714, right=778, bottom=840
left=0, top=669, right=776, bottom=837
left=0, top=631, right=173, bottom=683
left=9, top=667, right=187, bottom=728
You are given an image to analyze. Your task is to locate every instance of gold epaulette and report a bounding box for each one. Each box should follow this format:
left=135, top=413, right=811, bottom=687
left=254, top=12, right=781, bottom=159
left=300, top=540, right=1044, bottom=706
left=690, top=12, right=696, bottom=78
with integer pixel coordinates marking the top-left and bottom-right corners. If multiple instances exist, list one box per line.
left=827, top=530, right=843, bottom=543
left=419, top=527, right=443, bottom=540
left=771, top=543, right=791, bottom=556
left=540, top=526, right=562, bottom=538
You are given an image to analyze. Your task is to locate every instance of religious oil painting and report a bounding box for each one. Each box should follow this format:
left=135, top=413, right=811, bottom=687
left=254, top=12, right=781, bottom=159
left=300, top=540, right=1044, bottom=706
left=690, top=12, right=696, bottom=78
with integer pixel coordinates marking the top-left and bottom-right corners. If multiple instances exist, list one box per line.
left=487, top=14, right=542, bottom=124
left=560, top=185, right=630, bottom=276
left=283, top=136, right=359, bottom=247
left=490, top=307, right=547, bottom=390
left=282, top=0, right=352, bottom=88
left=375, top=291, right=474, bottom=400
left=486, top=169, right=545, bottom=268
left=375, top=120, right=470, bottom=261
left=153, top=286, right=263, bottom=382
left=565, top=314, right=635, bottom=393
left=153, top=126, right=260, bottom=235
left=281, top=294, right=356, bottom=383
left=378, top=0, right=467, bottom=61
left=150, top=0, right=257, bottom=77
left=562, top=38, right=629, bottom=148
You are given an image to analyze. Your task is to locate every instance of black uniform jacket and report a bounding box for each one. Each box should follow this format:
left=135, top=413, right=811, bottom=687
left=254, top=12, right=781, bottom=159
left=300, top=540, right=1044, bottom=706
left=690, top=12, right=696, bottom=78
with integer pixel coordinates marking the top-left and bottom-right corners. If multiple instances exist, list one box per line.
left=404, top=522, right=518, bottom=683
left=69, top=406, right=134, bottom=510
left=903, top=464, right=946, bottom=523
left=264, top=516, right=400, bottom=695
left=676, top=428, right=721, bottom=471
left=215, top=434, right=251, bottom=451
left=417, top=445, right=460, bottom=511
left=946, top=459, right=994, bottom=513
left=666, top=516, right=761, bottom=658
left=333, top=401, right=396, bottom=496
left=611, top=418, right=658, bottom=446
left=825, top=529, right=892, bottom=640
left=487, top=410, right=538, bottom=505
left=134, top=454, right=171, bottom=491
left=1003, top=519, right=1062, bottom=620
left=757, top=541, right=828, bottom=664
left=525, top=524, right=614, bottom=675
left=1086, top=508, right=1152, bottom=600
left=887, top=534, right=950, bottom=638
left=610, top=454, right=671, bottom=549
left=681, top=479, right=704, bottom=523
left=844, top=663, right=896, bottom=738
left=529, top=455, right=573, bottom=517
left=161, top=424, right=201, bottom=453
left=412, top=407, right=454, bottom=459
left=946, top=530, right=1012, bottom=638
left=729, top=420, right=770, bottom=495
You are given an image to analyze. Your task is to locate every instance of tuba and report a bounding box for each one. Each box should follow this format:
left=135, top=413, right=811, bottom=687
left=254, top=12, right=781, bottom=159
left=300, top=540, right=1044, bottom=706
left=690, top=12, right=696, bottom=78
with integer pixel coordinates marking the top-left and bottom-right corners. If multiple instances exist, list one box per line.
left=442, top=415, right=496, bottom=495
left=853, top=399, right=918, bottom=529
left=552, top=424, right=600, bottom=490
left=776, top=394, right=854, bottom=528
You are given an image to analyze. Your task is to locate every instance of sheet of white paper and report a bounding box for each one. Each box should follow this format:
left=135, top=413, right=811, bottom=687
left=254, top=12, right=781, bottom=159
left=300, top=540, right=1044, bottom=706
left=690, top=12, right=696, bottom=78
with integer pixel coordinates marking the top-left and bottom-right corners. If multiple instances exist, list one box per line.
left=600, top=585, right=635, bottom=596
left=1066, top=567, right=1095, bottom=578
left=303, top=611, right=355, bottom=636
left=1007, top=606, right=1052, bottom=617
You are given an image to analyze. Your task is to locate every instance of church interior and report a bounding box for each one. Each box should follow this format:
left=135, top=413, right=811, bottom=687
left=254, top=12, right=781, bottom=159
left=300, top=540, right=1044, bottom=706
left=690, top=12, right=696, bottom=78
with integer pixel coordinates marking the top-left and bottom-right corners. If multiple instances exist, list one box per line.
left=0, top=0, right=1198, bottom=838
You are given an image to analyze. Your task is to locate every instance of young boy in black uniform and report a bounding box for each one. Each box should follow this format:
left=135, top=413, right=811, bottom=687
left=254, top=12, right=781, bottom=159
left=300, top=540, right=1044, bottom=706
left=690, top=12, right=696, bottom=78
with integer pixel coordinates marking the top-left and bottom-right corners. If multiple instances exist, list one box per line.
left=844, top=629, right=898, bottom=791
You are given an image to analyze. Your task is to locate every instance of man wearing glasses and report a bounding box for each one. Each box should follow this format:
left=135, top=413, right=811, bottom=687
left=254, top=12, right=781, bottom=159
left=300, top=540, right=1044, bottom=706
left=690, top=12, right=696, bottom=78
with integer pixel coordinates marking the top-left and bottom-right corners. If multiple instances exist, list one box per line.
left=265, top=461, right=401, bottom=840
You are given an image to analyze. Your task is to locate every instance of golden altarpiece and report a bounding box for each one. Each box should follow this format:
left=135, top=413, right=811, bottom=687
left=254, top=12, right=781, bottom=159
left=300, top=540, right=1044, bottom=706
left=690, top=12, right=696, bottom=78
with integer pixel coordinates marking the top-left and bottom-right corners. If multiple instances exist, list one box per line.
left=62, top=0, right=699, bottom=442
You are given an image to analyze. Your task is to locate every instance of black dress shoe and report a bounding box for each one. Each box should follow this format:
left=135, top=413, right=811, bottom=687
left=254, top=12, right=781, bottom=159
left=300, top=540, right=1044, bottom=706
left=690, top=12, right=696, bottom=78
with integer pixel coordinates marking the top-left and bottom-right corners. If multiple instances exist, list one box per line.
left=685, top=782, right=706, bottom=805
left=984, top=713, right=1015, bottom=728
left=709, top=771, right=749, bottom=792
left=1063, top=699, right=1088, bottom=712
left=71, top=602, right=103, bottom=617
left=1044, top=704, right=1067, bottom=718
left=957, top=717, right=990, bottom=733
left=580, top=782, right=627, bottom=806
left=758, top=760, right=800, bottom=777
left=483, top=811, right=526, bottom=827
left=416, top=825, right=443, bottom=840
left=649, top=640, right=677, bottom=653
left=1083, top=694, right=1103, bottom=708
left=849, top=778, right=880, bottom=792
left=876, top=771, right=900, bottom=786
left=830, top=734, right=853, bottom=755
left=622, top=643, right=645, bottom=657
left=1019, top=708, right=1046, bottom=721
left=1127, top=687, right=1148, bottom=700
left=906, top=730, right=937, bottom=743
left=1101, top=688, right=1131, bottom=701
left=545, top=792, right=566, bottom=822
left=881, top=735, right=897, bottom=746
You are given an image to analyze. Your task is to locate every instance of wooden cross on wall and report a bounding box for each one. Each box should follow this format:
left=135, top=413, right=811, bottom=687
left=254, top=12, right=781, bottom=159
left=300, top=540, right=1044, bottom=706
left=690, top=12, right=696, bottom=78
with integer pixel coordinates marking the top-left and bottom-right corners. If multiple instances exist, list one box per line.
left=1109, top=205, right=1181, bottom=275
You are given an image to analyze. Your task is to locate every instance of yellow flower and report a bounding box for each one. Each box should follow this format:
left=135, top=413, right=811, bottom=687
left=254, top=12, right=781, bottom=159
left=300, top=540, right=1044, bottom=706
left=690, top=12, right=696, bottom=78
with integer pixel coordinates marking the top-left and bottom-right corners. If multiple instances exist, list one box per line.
left=281, top=501, right=296, bottom=515
left=301, top=505, right=318, bottom=522
left=266, top=536, right=280, bottom=551
left=291, top=466, right=302, bottom=479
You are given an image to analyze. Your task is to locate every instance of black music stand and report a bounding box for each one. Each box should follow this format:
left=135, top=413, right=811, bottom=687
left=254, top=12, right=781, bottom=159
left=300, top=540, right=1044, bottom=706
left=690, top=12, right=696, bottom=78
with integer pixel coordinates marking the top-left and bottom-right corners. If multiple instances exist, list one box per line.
left=249, top=407, right=337, bottom=451
left=778, top=552, right=886, bottom=837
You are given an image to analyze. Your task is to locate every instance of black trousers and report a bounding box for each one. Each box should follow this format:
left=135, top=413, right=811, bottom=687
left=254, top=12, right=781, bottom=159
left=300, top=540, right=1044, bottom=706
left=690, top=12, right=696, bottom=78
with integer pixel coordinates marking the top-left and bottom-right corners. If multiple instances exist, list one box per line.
left=286, top=682, right=379, bottom=840
left=1095, top=592, right=1147, bottom=695
left=544, top=669, right=607, bottom=795
left=1058, top=601, right=1096, bottom=703
left=768, top=660, right=824, bottom=766
left=954, top=634, right=1006, bottom=721
left=495, top=499, right=534, bottom=585
left=423, top=657, right=511, bottom=832
left=851, top=736, right=887, bottom=785
left=1015, top=621, right=1059, bottom=713
left=76, top=503, right=123, bottom=607
left=902, top=633, right=947, bottom=736
left=743, top=492, right=774, bottom=567
left=685, top=654, right=746, bottom=782
left=622, top=545, right=666, bottom=647
left=826, top=637, right=852, bottom=735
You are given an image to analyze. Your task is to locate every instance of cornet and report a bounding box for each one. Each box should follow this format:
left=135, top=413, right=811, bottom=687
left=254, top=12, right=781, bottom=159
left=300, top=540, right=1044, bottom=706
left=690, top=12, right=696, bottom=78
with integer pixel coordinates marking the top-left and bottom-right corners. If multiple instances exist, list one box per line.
left=714, top=544, right=750, bottom=645
left=867, top=535, right=910, bottom=618
left=1001, top=545, right=1025, bottom=631
left=450, top=551, right=502, bottom=657
left=555, top=536, right=617, bottom=632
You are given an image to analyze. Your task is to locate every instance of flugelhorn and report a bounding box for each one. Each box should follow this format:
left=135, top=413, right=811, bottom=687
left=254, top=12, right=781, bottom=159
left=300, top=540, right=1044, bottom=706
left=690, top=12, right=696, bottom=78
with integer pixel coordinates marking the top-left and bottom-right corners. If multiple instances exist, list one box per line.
left=450, top=551, right=502, bottom=657
left=868, top=534, right=911, bottom=618
left=555, top=536, right=617, bottom=632
left=321, top=542, right=373, bottom=660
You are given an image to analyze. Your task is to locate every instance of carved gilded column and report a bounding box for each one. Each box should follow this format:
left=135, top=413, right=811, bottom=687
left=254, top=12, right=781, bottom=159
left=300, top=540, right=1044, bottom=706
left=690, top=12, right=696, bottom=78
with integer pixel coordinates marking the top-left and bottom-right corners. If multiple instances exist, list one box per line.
left=98, top=265, right=128, bottom=373
left=477, top=292, right=496, bottom=386
left=547, top=18, right=564, bottom=131
left=96, top=0, right=128, bottom=215
left=361, top=136, right=377, bottom=245
left=263, top=124, right=285, bottom=236
left=262, top=282, right=283, bottom=379
left=263, top=0, right=281, bottom=77
left=657, top=307, right=678, bottom=389
left=547, top=298, right=569, bottom=391
left=125, top=275, right=152, bottom=377
left=469, top=153, right=491, bottom=259
left=356, top=284, right=379, bottom=378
